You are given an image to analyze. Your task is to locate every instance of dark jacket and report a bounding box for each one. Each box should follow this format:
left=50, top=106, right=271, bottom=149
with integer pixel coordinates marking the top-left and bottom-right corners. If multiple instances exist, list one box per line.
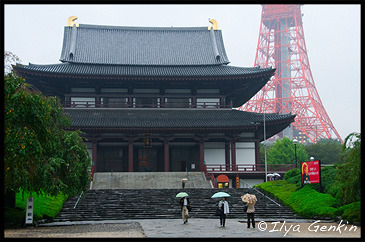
left=179, top=197, right=190, bottom=211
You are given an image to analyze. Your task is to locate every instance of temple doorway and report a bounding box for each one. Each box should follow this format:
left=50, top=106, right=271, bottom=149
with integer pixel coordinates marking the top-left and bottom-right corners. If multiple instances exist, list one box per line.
left=180, top=160, right=187, bottom=172
left=171, top=148, right=199, bottom=172
left=137, top=149, right=157, bottom=172
left=97, top=146, right=126, bottom=172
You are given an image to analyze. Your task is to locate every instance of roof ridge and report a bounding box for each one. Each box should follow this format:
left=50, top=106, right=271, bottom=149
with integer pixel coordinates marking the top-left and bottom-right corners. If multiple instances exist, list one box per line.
left=77, top=24, right=209, bottom=31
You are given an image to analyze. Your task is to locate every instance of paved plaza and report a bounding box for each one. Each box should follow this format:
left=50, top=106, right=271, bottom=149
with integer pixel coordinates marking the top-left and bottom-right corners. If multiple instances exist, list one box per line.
left=137, top=218, right=289, bottom=237
left=4, top=218, right=361, bottom=238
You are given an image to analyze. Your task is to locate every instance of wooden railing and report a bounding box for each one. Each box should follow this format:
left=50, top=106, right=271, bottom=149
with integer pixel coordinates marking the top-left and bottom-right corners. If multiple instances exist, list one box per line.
left=202, top=163, right=294, bottom=188
left=206, top=163, right=295, bottom=172
left=202, top=163, right=217, bottom=188
left=63, top=101, right=232, bottom=109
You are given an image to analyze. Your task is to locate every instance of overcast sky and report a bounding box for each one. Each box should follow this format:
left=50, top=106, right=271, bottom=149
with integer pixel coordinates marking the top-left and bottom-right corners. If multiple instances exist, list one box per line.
left=4, top=4, right=361, bottom=141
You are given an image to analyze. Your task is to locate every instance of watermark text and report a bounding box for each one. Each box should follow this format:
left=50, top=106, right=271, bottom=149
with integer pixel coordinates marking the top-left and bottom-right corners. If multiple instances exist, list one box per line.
left=258, top=220, right=357, bottom=237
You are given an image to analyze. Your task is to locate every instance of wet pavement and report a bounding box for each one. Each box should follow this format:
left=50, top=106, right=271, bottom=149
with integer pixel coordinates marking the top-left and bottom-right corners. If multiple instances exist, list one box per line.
left=36, top=218, right=305, bottom=238
left=5, top=218, right=361, bottom=238
left=137, top=218, right=289, bottom=237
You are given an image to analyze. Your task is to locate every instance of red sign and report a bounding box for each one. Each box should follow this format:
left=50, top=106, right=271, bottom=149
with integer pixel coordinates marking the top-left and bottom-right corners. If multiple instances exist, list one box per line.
left=301, top=160, right=320, bottom=184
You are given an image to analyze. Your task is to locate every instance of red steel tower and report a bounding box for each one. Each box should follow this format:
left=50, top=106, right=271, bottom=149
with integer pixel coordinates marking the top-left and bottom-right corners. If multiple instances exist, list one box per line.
left=239, top=4, right=342, bottom=143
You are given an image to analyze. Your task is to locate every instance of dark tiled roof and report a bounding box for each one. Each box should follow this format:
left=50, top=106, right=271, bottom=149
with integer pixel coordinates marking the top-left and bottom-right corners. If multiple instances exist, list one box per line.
left=17, top=63, right=274, bottom=78
left=64, top=108, right=295, bottom=130
left=60, top=24, right=229, bottom=66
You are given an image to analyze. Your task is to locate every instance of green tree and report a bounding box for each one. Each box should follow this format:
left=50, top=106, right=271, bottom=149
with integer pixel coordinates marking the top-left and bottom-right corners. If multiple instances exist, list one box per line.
left=259, top=142, right=273, bottom=163
left=4, top=72, right=91, bottom=207
left=266, top=137, right=309, bottom=167
left=334, top=132, right=361, bottom=204
left=304, top=138, right=342, bottom=164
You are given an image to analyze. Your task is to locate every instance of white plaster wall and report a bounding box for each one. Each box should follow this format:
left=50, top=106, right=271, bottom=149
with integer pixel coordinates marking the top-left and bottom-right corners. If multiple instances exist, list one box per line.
left=204, top=142, right=256, bottom=168
left=204, top=142, right=225, bottom=166
left=236, top=142, right=255, bottom=165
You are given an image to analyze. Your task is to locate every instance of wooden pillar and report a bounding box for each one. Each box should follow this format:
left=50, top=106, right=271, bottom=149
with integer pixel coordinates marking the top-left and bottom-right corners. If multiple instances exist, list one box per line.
left=65, top=95, right=71, bottom=107
left=225, top=142, right=231, bottom=171
left=95, top=96, right=101, bottom=108
left=255, top=141, right=261, bottom=171
left=199, top=138, right=205, bottom=171
left=220, top=97, right=225, bottom=108
left=91, top=137, right=98, bottom=176
left=128, top=138, right=133, bottom=172
left=231, top=139, right=236, bottom=171
left=164, top=139, right=169, bottom=172
left=95, top=86, right=101, bottom=107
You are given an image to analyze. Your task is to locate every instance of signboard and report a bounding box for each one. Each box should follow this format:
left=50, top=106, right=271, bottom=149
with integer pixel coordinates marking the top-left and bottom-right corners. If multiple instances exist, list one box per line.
left=25, top=197, right=34, bottom=225
left=143, top=133, right=152, bottom=148
left=301, top=160, right=321, bottom=185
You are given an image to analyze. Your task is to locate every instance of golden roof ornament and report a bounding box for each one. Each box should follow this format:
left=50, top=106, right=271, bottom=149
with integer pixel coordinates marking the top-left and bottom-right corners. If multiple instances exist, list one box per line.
left=208, top=19, right=218, bottom=30
left=68, top=16, right=79, bottom=27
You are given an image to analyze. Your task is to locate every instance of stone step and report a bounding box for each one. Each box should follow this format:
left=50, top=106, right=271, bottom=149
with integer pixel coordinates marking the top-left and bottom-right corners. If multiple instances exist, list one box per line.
left=54, top=188, right=302, bottom=222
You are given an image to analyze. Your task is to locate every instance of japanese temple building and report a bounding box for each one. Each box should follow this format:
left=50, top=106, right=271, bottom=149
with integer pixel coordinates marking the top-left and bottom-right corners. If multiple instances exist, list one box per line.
left=14, top=18, right=295, bottom=179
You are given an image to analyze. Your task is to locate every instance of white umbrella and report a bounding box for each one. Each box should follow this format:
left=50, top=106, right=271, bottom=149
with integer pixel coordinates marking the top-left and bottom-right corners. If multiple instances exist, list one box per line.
left=176, top=192, right=189, bottom=198
left=266, top=173, right=274, bottom=177
left=211, top=192, right=231, bottom=198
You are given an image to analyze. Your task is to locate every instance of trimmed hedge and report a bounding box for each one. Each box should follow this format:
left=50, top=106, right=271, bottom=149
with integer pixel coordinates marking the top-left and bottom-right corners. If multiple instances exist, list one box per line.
left=255, top=180, right=361, bottom=223
left=284, top=168, right=301, bottom=185
left=254, top=180, right=298, bottom=207
left=288, top=185, right=338, bottom=218
left=335, top=201, right=361, bottom=224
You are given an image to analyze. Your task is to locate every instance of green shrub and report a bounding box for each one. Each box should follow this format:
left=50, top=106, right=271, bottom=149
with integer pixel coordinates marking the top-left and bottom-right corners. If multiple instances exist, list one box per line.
left=284, top=168, right=301, bottom=180
left=320, top=166, right=338, bottom=194
left=335, top=201, right=361, bottom=223
left=284, top=168, right=301, bottom=185
left=16, top=190, right=68, bottom=219
left=5, top=190, right=68, bottom=228
left=289, top=185, right=338, bottom=218
left=254, top=180, right=298, bottom=207
left=255, top=180, right=340, bottom=219
left=256, top=162, right=359, bottom=222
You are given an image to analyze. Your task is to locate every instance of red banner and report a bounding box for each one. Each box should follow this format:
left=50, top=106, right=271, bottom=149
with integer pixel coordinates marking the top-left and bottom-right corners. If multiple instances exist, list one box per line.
left=301, top=160, right=320, bottom=184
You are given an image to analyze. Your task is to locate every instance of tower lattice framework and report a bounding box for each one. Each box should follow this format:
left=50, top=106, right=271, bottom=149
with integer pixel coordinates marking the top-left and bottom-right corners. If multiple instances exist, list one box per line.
left=239, top=4, right=342, bottom=143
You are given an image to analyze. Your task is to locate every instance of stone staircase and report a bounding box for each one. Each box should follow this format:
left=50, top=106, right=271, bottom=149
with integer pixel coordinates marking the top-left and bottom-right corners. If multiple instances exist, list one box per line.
left=53, top=188, right=301, bottom=222
left=92, top=172, right=212, bottom=189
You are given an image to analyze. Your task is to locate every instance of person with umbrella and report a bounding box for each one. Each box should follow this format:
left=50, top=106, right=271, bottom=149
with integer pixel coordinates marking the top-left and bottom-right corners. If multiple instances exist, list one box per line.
left=266, top=173, right=274, bottom=181
left=218, top=197, right=229, bottom=227
left=241, top=193, right=257, bottom=228
left=176, top=192, right=190, bottom=224
left=273, top=172, right=281, bottom=181
left=181, top=178, right=188, bottom=189
left=211, top=192, right=230, bottom=227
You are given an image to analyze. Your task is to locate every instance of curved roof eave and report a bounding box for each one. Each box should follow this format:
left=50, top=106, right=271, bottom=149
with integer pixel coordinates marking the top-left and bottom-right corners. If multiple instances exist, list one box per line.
left=14, top=63, right=275, bottom=80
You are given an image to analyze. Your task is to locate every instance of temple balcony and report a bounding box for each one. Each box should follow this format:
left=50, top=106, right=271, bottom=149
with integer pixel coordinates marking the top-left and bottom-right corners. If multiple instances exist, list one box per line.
left=63, top=100, right=233, bottom=109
